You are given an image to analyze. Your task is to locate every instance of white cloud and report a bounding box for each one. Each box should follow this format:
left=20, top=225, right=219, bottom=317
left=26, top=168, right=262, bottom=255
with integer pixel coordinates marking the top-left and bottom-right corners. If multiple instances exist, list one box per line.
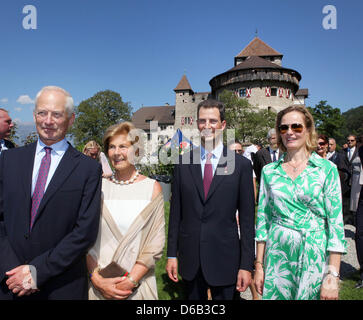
left=15, top=107, right=22, bottom=112
left=16, top=95, right=34, bottom=105
left=0, top=98, right=8, bottom=104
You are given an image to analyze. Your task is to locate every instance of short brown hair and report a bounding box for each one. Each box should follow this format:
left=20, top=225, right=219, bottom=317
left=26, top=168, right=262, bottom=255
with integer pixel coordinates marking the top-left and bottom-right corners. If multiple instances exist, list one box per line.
left=197, top=99, right=225, bottom=122
left=276, top=105, right=317, bottom=153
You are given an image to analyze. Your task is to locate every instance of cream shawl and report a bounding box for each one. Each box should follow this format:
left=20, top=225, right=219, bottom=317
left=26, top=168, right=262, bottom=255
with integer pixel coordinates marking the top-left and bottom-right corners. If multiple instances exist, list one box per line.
left=89, top=192, right=165, bottom=300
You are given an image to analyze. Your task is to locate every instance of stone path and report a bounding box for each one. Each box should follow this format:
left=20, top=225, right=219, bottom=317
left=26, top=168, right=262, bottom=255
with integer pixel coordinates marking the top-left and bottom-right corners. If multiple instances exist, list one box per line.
left=240, top=224, right=359, bottom=300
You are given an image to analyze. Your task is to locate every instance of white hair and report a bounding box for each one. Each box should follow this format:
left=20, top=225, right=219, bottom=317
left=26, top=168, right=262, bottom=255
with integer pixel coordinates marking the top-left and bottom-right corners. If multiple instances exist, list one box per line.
left=267, top=128, right=276, bottom=139
left=35, top=86, right=74, bottom=118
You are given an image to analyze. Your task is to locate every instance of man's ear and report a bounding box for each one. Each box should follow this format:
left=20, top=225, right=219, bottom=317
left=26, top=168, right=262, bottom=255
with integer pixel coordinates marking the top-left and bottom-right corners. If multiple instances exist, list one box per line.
left=68, top=113, right=75, bottom=128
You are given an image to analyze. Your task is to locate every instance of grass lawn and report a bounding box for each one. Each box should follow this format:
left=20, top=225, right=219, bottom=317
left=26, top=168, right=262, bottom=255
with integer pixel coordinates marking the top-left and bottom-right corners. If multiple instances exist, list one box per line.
left=340, top=272, right=363, bottom=300
left=156, top=201, right=187, bottom=299
left=156, top=201, right=363, bottom=300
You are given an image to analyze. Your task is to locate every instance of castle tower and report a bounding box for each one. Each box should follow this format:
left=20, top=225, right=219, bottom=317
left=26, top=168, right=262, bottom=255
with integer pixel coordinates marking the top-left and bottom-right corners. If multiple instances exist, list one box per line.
left=209, top=37, right=308, bottom=113
left=174, top=74, right=209, bottom=131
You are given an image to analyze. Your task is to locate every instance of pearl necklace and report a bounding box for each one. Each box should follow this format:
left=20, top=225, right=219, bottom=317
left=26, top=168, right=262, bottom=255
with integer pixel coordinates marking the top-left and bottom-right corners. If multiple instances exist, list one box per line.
left=111, top=170, right=139, bottom=185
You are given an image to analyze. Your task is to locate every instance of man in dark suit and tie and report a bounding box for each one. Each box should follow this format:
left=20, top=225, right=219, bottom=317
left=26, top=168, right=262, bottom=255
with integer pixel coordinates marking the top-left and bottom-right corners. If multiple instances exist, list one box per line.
left=253, top=128, right=280, bottom=185
left=0, top=86, right=102, bottom=299
left=342, top=135, right=358, bottom=224
left=166, top=99, right=255, bottom=300
left=0, top=108, right=15, bottom=152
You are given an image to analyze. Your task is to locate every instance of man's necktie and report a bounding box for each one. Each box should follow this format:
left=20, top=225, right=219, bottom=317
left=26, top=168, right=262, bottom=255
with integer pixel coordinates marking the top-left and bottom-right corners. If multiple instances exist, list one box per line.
left=203, top=153, right=213, bottom=199
left=272, top=150, right=277, bottom=162
left=30, top=147, right=52, bottom=230
left=348, top=149, right=351, bottom=161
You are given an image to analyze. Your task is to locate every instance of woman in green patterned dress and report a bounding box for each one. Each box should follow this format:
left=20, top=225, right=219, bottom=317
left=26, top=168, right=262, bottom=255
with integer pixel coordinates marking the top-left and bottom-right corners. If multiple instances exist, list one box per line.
left=254, top=105, right=346, bottom=300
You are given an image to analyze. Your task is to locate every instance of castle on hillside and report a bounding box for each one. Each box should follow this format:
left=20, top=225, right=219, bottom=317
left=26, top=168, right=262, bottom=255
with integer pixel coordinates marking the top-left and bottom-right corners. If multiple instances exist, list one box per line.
left=132, top=37, right=308, bottom=136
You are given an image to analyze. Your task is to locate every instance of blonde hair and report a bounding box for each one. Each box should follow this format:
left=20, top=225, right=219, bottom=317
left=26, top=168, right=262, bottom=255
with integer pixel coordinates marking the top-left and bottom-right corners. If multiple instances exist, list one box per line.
left=103, top=122, right=140, bottom=156
left=275, top=105, right=317, bottom=153
left=83, top=140, right=101, bottom=157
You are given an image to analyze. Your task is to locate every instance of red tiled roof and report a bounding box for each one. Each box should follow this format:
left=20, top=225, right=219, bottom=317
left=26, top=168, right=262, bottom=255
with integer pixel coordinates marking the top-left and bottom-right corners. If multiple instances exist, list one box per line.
left=235, top=37, right=282, bottom=57
left=174, top=75, right=193, bottom=91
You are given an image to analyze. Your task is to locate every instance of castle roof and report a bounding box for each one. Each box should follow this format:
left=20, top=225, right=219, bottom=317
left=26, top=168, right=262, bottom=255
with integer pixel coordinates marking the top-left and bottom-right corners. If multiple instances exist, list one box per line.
left=229, top=55, right=283, bottom=72
left=295, top=89, right=309, bottom=97
left=132, top=105, right=175, bottom=130
left=174, top=74, right=193, bottom=92
left=235, top=37, right=282, bottom=58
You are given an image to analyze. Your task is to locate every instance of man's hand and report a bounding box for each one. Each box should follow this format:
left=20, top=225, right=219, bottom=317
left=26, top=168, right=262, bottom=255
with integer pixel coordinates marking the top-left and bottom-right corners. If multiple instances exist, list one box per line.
left=236, top=269, right=252, bottom=292
left=166, top=258, right=179, bottom=282
left=6, top=265, right=38, bottom=297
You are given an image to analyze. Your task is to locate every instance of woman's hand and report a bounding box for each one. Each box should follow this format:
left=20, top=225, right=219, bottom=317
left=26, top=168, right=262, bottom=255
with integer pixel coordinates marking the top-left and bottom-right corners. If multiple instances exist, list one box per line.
left=115, top=276, right=136, bottom=293
left=91, top=272, right=132, bottom=300
left=254, top=265, right=265, bottom=296
left=320, top=275, right=339, bottom=300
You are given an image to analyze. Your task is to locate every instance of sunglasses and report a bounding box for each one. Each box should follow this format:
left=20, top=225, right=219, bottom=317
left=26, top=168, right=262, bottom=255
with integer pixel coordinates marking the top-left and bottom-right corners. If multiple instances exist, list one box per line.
left=318, top=142, right=327, bottom=146
left=347, top=139, right=355, bottom=142
left=235, top=150, right=243, bottom=154
left=278, top=123, right=304, bottom=134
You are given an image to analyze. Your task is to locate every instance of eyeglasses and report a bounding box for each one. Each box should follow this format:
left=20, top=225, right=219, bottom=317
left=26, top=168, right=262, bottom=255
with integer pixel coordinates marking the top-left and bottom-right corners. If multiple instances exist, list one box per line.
left=347, top=139, right=355, bottom=142
left=278, top=123, right=304, bottom=134
left=318, top=142, right=327, bottom=146
left=235, top=150, right=243, bottom=154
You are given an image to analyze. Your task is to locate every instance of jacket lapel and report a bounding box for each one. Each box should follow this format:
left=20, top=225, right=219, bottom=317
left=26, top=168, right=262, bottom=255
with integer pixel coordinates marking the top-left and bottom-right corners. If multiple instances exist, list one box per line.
left=32, top=144, right=80, bottom=227
left=187, top=148, right=205, bottom=203
left=263, top=148, right=272, bottom=164
left=205, top=146, right=231, bottom=202
left=21, top=142, right=37, bottom=231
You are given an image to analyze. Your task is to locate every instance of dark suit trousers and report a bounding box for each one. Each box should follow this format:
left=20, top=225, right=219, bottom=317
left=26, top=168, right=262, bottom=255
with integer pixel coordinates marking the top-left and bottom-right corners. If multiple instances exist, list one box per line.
left=184, top=268, right=236, bottom=300
left=355, top=188, right=363, bottom=280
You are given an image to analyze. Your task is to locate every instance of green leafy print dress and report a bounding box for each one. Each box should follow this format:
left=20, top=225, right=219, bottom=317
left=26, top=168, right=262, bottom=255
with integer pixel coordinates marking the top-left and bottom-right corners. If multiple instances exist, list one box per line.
left=255, top=152, right=346, bottom=300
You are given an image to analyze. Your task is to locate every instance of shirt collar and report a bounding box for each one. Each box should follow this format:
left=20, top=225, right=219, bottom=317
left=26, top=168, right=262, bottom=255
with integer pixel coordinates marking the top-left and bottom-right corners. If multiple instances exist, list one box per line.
left=272, top=151, right=324, bottom=169
left=200, top=142, right=224, bottom=160
left=36, top=138, right=69, bottom=155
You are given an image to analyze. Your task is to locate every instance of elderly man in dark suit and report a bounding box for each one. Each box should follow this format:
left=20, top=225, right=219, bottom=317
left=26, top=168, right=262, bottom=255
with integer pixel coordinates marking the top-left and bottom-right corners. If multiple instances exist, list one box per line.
left=253, top=128, right=280, bottom=185
left=0, top=108, right=15, bottom=152
left=0, top=86, right=102, bottom=300
left=166, top=99, right=255, bottom=300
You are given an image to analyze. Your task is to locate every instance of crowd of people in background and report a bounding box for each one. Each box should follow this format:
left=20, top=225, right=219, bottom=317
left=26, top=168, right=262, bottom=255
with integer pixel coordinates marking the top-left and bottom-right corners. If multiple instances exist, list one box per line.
left=0, top=87, right=362, bottom=300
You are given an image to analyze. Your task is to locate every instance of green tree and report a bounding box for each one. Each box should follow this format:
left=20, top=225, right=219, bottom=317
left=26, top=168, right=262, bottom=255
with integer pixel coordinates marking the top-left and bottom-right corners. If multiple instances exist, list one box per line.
left=341, top=105, right=363, bottom=140
left=8, top=121, right=19, bottom=146
left=307, top=101, right=345, bottom=141
left=219, top=90, right=276, bottom=144
left=22, top=131, right=38, bottom=145
left=70, top=90, right=132, bottom=148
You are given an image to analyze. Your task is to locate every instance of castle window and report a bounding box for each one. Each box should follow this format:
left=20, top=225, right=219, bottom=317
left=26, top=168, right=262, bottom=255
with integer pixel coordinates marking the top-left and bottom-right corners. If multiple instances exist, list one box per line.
left=181, top=117, right=194, bottom=125
left=239, top=88, right=247, bottom=97
left=271, top=88, right=277, bottom=96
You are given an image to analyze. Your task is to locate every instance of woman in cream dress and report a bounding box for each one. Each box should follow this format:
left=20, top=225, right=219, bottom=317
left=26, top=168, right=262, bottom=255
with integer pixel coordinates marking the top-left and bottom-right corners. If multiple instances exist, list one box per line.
left=87, top=122, right=165, bottom=300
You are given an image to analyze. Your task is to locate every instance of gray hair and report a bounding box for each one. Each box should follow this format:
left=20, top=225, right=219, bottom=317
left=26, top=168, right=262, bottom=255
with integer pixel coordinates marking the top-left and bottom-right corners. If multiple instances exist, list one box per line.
left=267, top=128, right=276, bottom=139
left=35, top=86, right=74, bottom=118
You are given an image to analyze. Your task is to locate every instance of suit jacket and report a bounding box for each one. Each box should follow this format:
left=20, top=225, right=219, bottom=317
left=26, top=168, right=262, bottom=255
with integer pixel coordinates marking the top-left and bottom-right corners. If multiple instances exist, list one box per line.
left=253, top=147, right=280, bottom=184
left=0, top=141, right=102, bottom=300
left=167, top=146, right=255, bottom=286
left=3, top=139, right=15, bottom=150
left=329, top=151, right=350, bottom=196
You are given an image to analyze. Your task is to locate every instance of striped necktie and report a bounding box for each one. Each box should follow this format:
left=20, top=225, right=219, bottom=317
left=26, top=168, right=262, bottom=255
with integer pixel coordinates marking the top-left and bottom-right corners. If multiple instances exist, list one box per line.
left=30, top=147, right=52, bottom=230
left=203, top=153, right=213, bottom=199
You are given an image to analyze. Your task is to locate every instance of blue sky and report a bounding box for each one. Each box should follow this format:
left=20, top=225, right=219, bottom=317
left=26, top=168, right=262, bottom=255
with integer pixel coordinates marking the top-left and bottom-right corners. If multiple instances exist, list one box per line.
left=0, top=0, right=362, bottom=125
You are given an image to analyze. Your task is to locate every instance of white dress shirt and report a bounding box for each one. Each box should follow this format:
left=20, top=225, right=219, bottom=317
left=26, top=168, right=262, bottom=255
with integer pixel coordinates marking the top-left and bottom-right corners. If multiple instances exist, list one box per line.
left=200, top=142, right=223, bottom=178
left=269, top=147, right=279, bottom=162
left=0, top=139, right=8, bottom=154
left=348, top=147, right=356, bottom=161
left=31, top=138, right=69, bottom=196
